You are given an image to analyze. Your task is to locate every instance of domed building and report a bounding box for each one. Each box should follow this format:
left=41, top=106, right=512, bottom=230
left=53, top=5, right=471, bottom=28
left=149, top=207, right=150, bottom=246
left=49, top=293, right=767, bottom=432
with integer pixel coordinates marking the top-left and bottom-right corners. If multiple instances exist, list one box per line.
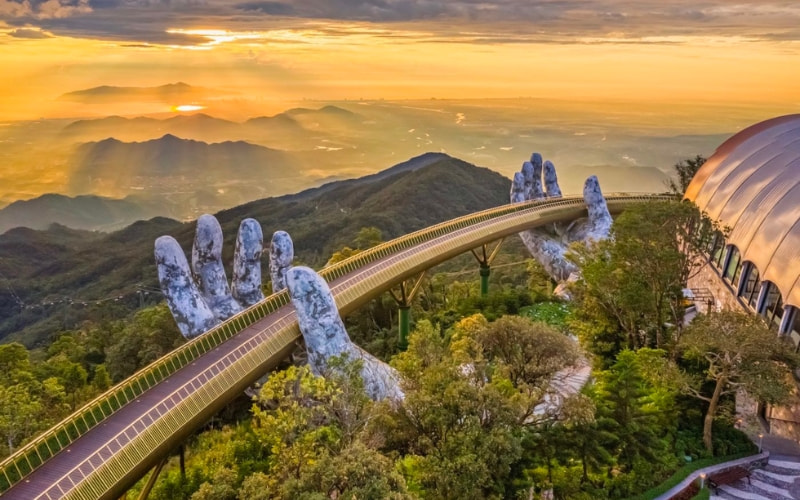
left=685, top=114, right=800, bottom=439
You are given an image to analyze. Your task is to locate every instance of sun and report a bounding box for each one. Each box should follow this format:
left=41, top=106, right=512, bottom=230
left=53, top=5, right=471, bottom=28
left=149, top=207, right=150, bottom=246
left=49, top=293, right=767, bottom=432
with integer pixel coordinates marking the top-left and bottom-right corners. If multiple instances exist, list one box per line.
left=172, top=104, right=206, bottom=112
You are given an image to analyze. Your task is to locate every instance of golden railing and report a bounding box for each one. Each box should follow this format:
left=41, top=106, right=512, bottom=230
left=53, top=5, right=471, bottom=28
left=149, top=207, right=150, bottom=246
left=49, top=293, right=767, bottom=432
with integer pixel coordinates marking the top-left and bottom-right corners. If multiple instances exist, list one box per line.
left=0, top=194, right=674, bottom=498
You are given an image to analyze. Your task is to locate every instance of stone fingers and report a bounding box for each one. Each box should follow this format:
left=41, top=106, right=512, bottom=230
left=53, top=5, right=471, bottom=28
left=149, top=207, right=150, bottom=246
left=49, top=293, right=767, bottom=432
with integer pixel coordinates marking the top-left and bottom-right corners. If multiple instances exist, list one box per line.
left=155, top=236, right=220, bottom=338
left=544, top=160, right=562, bottom=198
left=529, top=153, right=545, bottom=199
left=231, top=218, right=264, bottom=307
left=285, top=265, right=403, bottom=401
left=192, top=214, right=242, bottom=320
left=510, top=172, right=527, bottom=203
left=582, top=175, right=612, bottom=241
left=269, top=231, right=294, bottom=293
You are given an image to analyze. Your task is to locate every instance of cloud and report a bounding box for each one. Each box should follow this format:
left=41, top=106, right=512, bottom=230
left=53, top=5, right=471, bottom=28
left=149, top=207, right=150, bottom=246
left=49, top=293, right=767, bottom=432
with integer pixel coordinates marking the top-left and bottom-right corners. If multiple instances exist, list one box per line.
left=0, top=0, right=92, bottom=19
left=3, top=0, right=800, bottom=45
left=7, top=26, right=52, bottom=37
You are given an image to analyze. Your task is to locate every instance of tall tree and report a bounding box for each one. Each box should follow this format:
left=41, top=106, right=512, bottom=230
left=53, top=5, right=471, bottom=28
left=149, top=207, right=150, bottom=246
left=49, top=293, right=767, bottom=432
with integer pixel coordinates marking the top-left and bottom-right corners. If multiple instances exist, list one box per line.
left=596, top=350, right=666, bottom=471
left=569, top=200, right=718, bottom=357
left=680, top=310, right=798, bottom=453
left=667, top=155, right=706, bottom=195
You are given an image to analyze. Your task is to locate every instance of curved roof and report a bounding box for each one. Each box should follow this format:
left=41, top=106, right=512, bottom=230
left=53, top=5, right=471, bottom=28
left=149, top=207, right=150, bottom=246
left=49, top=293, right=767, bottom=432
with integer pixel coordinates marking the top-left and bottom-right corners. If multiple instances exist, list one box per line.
left=685, top=114, right=800, bottom=308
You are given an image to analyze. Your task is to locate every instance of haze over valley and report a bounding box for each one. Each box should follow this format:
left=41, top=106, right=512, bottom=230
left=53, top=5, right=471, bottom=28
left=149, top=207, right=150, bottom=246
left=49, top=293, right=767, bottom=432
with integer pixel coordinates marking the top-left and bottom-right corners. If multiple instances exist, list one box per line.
left=0, top=87, right=788, bottom=230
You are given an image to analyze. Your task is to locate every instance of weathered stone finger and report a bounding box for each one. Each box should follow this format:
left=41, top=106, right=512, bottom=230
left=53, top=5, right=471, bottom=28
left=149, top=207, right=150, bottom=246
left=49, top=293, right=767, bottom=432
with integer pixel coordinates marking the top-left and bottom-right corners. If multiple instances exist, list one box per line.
left=285, top=266, right=403, bottom=401
left=155, top=235, right=219, bottom=338
left=269, top=230, right=294, bottom=292
left=510, top=172, right=527, bottom=203
left=544, top=160, right=562, bottom=198
left=191, top=214, right=242, bottom=320
left=583, top=175, right=612, bottom=240
left=520, top=161, right=534, bottom=200
left=530, top=153, right=545, bottom=199
left=231, top=218, right=264, bottom=307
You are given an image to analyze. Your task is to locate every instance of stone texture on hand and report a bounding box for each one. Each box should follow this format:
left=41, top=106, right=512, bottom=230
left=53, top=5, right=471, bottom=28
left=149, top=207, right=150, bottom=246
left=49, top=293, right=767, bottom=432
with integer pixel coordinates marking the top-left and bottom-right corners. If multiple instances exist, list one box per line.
left=285, top=266, right=404, bottom=401
left=269, top=230, right=293, bottom=293
left=155, top=215, right=264, bottom=338
left=510, top=154, right=612, bottom=286
left=155, top=216, right=404, bottom=401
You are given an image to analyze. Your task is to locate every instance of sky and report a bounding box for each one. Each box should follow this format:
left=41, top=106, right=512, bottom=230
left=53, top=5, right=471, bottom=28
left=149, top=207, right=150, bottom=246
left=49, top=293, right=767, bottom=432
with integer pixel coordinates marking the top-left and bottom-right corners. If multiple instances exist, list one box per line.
left=1, top=0, right=799, bottom=121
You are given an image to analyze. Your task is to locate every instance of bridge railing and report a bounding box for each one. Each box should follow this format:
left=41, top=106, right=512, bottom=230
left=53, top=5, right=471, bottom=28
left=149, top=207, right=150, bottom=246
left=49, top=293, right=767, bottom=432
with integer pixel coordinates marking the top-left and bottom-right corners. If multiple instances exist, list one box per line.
left=0, top=193, right=672, bottom=493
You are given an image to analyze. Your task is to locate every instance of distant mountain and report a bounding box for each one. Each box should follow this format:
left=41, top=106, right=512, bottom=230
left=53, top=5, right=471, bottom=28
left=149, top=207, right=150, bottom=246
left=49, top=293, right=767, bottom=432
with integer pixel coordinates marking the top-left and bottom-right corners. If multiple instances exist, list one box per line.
left=62, top=114, right=242, bottom=144
left=60, top=107, right=357, bottom=146
left=0, top=155, right=510, bottom=346
left=59, top=82, right=223, bottom=103
left=69, top=134, right=306, bottom=202
left=0, top=194, right=161, bottom=234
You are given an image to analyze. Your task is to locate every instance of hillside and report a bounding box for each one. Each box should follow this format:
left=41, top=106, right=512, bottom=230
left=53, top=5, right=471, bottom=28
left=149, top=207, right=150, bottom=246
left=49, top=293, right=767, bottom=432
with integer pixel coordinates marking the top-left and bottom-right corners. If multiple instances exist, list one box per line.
left=0, top=154, right=510, bottom=347
left=0, top=194, right=161, bottom=233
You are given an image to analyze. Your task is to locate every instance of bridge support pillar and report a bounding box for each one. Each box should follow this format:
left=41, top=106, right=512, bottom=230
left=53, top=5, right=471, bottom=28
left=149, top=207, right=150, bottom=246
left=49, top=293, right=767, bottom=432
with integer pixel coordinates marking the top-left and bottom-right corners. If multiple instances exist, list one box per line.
left=471, top=239, right=504, bottom=297
left=136, top=455, right=167, bottom=500
left=389, top=272, right=426, bottom=350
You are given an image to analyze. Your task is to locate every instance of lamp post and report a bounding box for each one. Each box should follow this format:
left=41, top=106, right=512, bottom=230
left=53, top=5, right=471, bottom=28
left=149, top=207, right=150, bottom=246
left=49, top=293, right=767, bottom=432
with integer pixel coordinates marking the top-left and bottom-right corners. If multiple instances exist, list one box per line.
left=758, top=433, right=764, bottom=453
left=699, top=473, right=706, bottom=489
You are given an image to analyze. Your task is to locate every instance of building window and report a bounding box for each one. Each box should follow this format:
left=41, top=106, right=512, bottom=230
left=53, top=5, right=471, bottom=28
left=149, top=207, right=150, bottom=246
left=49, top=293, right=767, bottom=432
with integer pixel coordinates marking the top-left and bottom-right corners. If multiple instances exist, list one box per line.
left=724, top=247, right=742, bottom=284
left=763, top=282, right=784, bottom=330
left=790, top=308, right=800, bottom=350
left=710, top=233, right=726, bottom=270
left=741, top=265, right=761, bottom=310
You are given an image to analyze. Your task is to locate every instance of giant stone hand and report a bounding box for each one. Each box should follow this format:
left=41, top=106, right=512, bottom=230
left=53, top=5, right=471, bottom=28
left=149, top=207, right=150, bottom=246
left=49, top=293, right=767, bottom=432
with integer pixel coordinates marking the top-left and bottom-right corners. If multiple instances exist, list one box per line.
left=155, top=216, right=403, bottom=401
left=510, top=153, right=612, bottom=285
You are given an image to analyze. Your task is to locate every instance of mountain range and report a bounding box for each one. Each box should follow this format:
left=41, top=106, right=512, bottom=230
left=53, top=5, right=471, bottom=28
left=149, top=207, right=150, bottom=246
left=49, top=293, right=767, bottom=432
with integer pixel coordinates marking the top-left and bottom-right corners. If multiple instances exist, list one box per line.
left=0, top=154, right=510, bottom=346
left=58, top=82, right=225, bottom=103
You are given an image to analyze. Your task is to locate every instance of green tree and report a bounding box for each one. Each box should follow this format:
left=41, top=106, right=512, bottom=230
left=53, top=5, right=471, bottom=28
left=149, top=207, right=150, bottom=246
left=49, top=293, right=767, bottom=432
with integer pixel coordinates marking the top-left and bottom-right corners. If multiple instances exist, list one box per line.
left=354, top=226, right=384, bottom=249
left=0, top=382, right=43, bottom=453
left=679, top=311, right=798, bottom=453
left=569, top=200, right=718, bottom=357
left=282, top=441, right=411, bottom=500
left=105, top=305, right=184, bottom=381
left=92, top=364, right=112, bottom=391
left=667, top=155, right=706, bottom=195
left=596, top=350, right=666, bottom=472
left=325, top=246, right=361, bottom=266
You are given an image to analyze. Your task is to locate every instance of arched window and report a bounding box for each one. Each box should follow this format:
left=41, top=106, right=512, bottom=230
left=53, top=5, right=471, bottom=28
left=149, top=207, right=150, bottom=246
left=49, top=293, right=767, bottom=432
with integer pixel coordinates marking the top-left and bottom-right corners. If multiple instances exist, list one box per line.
left=763, top=282, right=785, bottom=330
left=789, top=307, right=800, bottom=351
left=724, top=246, right=742, bottom=285
left=709, top=232, right=726, bottom=270
left=739, top=264, right=761, bottom=310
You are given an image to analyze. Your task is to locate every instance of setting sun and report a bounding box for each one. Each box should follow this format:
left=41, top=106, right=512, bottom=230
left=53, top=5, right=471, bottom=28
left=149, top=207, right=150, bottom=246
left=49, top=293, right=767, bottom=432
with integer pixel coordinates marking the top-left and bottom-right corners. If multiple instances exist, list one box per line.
left=172, top=104, right=206, bottom=112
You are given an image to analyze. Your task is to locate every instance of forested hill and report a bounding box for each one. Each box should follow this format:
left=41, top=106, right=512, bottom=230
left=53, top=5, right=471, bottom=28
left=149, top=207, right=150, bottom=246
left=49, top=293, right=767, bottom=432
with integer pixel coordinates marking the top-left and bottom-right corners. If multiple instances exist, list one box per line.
left=0, top=154, right=510, bottom=347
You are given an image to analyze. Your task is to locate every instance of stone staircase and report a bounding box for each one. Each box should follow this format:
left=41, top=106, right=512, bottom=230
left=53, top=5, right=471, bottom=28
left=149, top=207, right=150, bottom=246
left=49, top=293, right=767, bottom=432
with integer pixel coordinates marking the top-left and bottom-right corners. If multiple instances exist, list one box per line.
left=711, top=458, right=800, bottom=500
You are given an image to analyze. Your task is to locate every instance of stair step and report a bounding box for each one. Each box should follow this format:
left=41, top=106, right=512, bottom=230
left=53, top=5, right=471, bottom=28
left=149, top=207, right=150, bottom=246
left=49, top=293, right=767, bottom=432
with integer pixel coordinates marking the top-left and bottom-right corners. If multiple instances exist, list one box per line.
left=750, top=478, right=792, bottom=498
left=719, top=484, right=769, bottom=499
left=769, top=459, right=800, bottom=471
left=753, top=469, right=796, bottom=483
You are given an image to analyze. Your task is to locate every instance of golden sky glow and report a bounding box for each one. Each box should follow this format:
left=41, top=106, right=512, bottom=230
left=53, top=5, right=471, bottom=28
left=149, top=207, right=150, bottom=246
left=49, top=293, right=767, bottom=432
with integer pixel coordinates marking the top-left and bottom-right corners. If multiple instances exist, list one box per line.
left=1, top=1, right=799, bottom=121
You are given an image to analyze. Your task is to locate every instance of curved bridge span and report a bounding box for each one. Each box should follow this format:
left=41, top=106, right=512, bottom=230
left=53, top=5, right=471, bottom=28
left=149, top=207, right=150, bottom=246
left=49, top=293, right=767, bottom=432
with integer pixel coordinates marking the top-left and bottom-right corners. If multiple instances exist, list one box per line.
left=0, top=194, right=671, bottom=499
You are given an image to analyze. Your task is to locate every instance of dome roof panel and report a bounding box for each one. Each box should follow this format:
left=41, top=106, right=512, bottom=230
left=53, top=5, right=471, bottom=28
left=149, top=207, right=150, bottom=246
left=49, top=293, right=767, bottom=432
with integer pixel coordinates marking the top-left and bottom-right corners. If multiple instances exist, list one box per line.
left=685, top=114, right=800, bottom=308
left=717, top=148, right=800, bottom=230
left=727, top=162, right=800, bottom=258
left=742, top=182, right=800, bottom=282
left=762, top=218, right=800, bottom=301
left=689, top=119, right=800, bottom=212
left=705, top=136, right=800, bottom=221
